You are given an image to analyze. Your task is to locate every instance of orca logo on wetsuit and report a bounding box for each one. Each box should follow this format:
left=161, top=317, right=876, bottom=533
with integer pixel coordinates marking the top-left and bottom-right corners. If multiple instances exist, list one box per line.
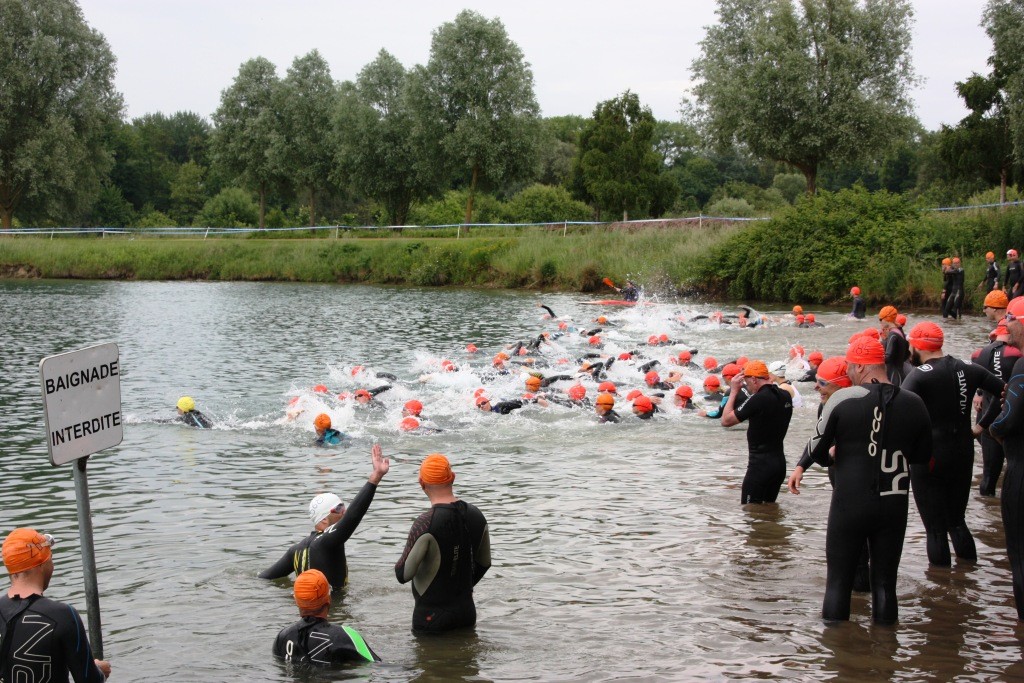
left=868, top=405, right=908, bottom=496
left=918, top=364, right=933, bottom=372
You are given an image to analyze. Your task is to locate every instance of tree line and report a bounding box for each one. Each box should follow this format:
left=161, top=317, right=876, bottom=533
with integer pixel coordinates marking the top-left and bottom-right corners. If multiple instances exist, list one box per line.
left=3, top=0, right=1024, bottom=231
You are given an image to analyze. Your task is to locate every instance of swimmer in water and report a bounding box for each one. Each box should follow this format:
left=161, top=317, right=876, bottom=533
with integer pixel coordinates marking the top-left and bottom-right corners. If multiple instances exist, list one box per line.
left=175, top=396, right=212, bottom=428
left=848, top=286, right=866, bottom=319
left=314, top=413, right=346, bottom=446
left=475, top=396, right=523, bottom=414
left=674, top=385, right=697, bottom=410
left=595, top=393, right=621, bottom=423
left=632, top=394, right=657, bottom=420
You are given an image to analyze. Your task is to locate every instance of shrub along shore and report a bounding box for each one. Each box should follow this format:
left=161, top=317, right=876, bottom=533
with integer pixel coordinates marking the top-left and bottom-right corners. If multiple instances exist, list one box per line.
left=2, top=189, right=1022, bottom=311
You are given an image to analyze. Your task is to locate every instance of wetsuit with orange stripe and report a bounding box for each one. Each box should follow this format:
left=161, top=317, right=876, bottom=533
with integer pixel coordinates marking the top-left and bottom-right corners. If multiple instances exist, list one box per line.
left=901, top=357, right=1004, bottom=565
left=805, top=382, right=932, bottom=623
left=395, top=500, right=490, bottom=632
left=260, top=482, right=379, bottom=589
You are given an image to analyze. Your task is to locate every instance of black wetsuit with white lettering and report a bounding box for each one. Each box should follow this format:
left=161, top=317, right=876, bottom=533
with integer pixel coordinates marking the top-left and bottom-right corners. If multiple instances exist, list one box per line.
left=395, top=500, right=491, bottom=632
left=973, top=341, right=1022, bottom=495
left=1007, top=260, right=1023, bottom=298
left=884, top=329, right=910, bottom=387
left=805, top=383, right=931, bottom=623
left=989, top=371, right=1024, bottom=619
left=901, top=357, right=1004, bottom=565
left=260, top=482, right=378, bottom=589
left=0, top=594, right=106, bottom=683
left=734, top=384, right=793, bottom=504
left=273, top=617, right=380, bottom=665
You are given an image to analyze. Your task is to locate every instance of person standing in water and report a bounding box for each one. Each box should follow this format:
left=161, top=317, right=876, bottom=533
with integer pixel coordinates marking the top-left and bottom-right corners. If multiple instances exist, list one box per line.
left=848, top=287, right=866, bottom=319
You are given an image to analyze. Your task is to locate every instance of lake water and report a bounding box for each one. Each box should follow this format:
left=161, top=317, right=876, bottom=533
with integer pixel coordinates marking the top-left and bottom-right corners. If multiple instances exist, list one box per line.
left=1, top=280, right=1022, bottom=681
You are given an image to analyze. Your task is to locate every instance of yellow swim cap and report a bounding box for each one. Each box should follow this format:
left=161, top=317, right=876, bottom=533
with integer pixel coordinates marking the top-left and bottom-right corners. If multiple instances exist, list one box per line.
left=177, top=396, right=195, bottom=412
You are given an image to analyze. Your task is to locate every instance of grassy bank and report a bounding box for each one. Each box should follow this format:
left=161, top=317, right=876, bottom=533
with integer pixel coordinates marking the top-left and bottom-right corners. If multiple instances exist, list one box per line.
left=0, top=223, right=743, bottom=292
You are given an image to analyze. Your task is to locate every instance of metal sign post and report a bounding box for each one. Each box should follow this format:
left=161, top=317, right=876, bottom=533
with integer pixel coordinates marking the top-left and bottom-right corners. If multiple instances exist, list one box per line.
left=39, top=342, right=122, bottom=660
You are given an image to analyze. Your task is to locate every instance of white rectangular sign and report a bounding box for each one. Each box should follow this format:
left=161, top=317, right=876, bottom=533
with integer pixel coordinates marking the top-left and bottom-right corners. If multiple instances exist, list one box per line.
left=40, top=342, right=123, bottom=466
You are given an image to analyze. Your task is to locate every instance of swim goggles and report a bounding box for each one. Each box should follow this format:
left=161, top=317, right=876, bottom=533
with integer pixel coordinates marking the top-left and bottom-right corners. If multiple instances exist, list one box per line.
left=28, top=533, right=58, bottom=553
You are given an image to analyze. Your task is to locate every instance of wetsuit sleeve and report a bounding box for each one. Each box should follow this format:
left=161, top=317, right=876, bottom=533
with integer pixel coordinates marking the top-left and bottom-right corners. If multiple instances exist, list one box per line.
left=259, top=542, right=300, bottom=580
left=733, top=389, right=764, bottom=423
left=493, top=400, right=523, bottom=414
left=474, top=521, right=491, bottom=585
left=395, top=510, right=434, bottom=583
left=971, top=364, right=1006, bottom=428
left=884, top=335, right=899, bottom=365
left=368, top=385, right=391, bottom=396
left=805, top=388, right=855, bottom=466
left=540, top=375, right=573, bottom=387
left=321, top=482, right=378, bottom=550
left=992, top=374, right=1024, bottom=439
left=705, top=396, right=727, bottom=419
left=62, top=604, right=106, bottom=683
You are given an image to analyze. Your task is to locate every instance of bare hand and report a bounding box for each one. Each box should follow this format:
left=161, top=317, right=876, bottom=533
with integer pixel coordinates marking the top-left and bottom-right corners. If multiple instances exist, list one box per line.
left=95, top=659, right=111, bottom=679
left=972, top=424, right=984, bottom=440
left=787, top=467, right=804, bottom=495
left=730, top=373, right=744, bottom=391
left=973, top=394, right=983, bottom=414
left=369, top=443, right=390, bottom=484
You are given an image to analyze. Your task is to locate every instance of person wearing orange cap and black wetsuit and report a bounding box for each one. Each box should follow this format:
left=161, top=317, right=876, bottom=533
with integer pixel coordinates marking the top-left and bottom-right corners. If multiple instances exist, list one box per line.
left=0, top=528, right=111, bottom=683
left=973, top=318, right=1021, bottom=496
left=260, top=445, right=390, bottom=590
left=989, top=296, right=1024, bottom=619
left=721, top=360, right=793, bottom=504
left=595, top=392, right=621, bottom=423
left=273, top=568, right=381, bottom=666
left=803, top=337, right=932, bottom=624
left=849, top=287, right=866, bottom=319
left=1006, top=249, right=1023, bottom=298
left=901, top=322, right=1004, bottom=567
left=982, top=251, right=1000, bottom=292
left=878, top=305, right=910, bottom=387
left=942, top=257, right=966, bottom=319
left=396, top=454, right=490, bottom=632
left=475, top=396, right=523, bottom=414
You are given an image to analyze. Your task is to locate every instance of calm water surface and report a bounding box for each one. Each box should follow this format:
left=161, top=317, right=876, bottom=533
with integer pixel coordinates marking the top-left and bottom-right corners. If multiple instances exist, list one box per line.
left=1, top=280, right=1023, bottom=682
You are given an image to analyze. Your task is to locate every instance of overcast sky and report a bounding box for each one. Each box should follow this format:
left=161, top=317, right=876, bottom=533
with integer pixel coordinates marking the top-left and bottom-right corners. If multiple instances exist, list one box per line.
left=76, top=0, right=992, bottom=132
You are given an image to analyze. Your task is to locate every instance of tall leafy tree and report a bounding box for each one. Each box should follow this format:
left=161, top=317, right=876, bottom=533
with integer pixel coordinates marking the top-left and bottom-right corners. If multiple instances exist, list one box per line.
left=409, top=10, right=541, bottom=223
left=938, top=73, right=1015, bottom=202
left=334, top=50, right=431, bottom=226
left=691, top=0, right=918, bottom=194
left=280, top=51, right=337, bottom=226
left=0, top=0, right=123, bottom=228
left=573, top=92, right=676, bottom=220
left=985, top=1, right=1024, bottom=161
left=211, top=57, right=284, bottom=228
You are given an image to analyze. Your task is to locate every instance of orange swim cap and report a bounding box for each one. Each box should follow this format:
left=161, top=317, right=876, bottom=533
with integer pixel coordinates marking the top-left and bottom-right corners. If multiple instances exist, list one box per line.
left=878, top=305, right=898, bottom=323
left=1008, top=296, right=1024, bottom=318
left=399, top=417, right=420, bottom=432
left=796, top=315, right=805, bottom=324
left=659, top=334, right=669, bottom=343
left=942, top=258, right=952, bottom=266
left=466, top=343, right=478, bottom=353
left=703, top=356, right=718, bottom=371
left=596, top=393, right=615, bottom=407
left=647, top=335, right=659, bottom=346
left=420, top=453, right=455, bottom=485
left=675, top=385, right=694, bottom=399
left=793, top=305, right=803, bottom=314
left=441, top=359, right=456, bottom=371
left=806, top=314, right=816, bottom=323
left=846, top=336, right=885, bottom=365
left=850, top=286, right=861, bottom=296
left=895, top=314, right=907, bottom=327
left=568, top=385, right=586, bottom=401
left=644, top=371, right=660, bottom=386
left=588, top=335, right=601, bottom=346
left=3, top=528, right=54, bottom=574
left=743, top=360, right=769, bottom=379
left=808, top=351, right=824, bottom=365
left=861, top=327, right=880, bottom=339
left=525, top=376, right=542, bottom=390
left=721, top=363, right=741, bottom=379
left=475, top=395, right=490, bottom=406
left=598, top=381, right=617, bottom=393
left=676, top=351, right=691, bottom=363
left=618, top=352, right=633, bottom=360
left=626, top=389, right=643, bottom=401
left=597, top=316, right=608, bottom=324
left=908, top=322, right=944, bottom=351
left=816, top=357, right=852, bottom=387
left=294, top=568, right=331, bottom=611
left=404, top=400, right=423, bottom=416
left=789, top=344, right=805, bottom=359
left=987, top=251, right=995, bottom=259
left=703, top=375, right=721, bottom=390
left=952, top=257, right=961, bottom=264
left=632, top=395, right=654, bottom=413
left=985, top=290, right=1009, bottom=309
left=314, top=413, right=331, bottom=431
left=354, top=389, right=371, bottom=399
left=735, top=356, right=749, bottom=367
left=312, top=384, right=328, bottom=394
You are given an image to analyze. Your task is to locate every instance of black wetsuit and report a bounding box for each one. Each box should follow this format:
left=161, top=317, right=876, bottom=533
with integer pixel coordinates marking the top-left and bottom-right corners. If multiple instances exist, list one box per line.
left=973, top=341, right=1022, bottom=495
left=599, top=409, right=622, bottom=423
left=704, top=388, right=749, bottom=419
left=901, top=357, right=1004, bottom=565
left=260, top=482, right=379, bottom=589
left=883, top=329, right=910, bottom=387
left=733, top=384, right=793, bottom=504
left=179, top=410, right=212, bottom=428
left=989, top=371, right=1024, bottom=620
left=395, top=500, right=491, bottom=632
left=0, top=594, right=106, bottom=683
left=490, top=400, right=523, bottom=415
left=942, top=267, right=965, bottom=319
left=273, top=617, right=380, bottom=665
left=1006, top=260, right=1023, bottom=298
left=850, top=296, right=866, bottom=319
left=805, top=382, right=932, bottom=624
left=621, top=285, right=639, bottom=302
left=985, top=261, right=1000, bottom=292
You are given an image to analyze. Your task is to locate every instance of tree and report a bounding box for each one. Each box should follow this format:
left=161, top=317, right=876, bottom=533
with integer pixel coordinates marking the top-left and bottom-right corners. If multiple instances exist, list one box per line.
left=573, top=92, right=675, bottom=220
left=692, top=0, right=918, bottom=194
left=985, top=1, right=1024, bottom=163
left=211, top=57, right=285, bottom=229
left=408, top=10, right=541, bottom=223
left=334, top=50, right=432, bottom=226
left=0, top=0, right=123, bottom=228
left=169, top=161, right=208, bottom=225
left=280, top=51, right=337, bottom=226
left=938, top=73, right=1015, bottom=203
